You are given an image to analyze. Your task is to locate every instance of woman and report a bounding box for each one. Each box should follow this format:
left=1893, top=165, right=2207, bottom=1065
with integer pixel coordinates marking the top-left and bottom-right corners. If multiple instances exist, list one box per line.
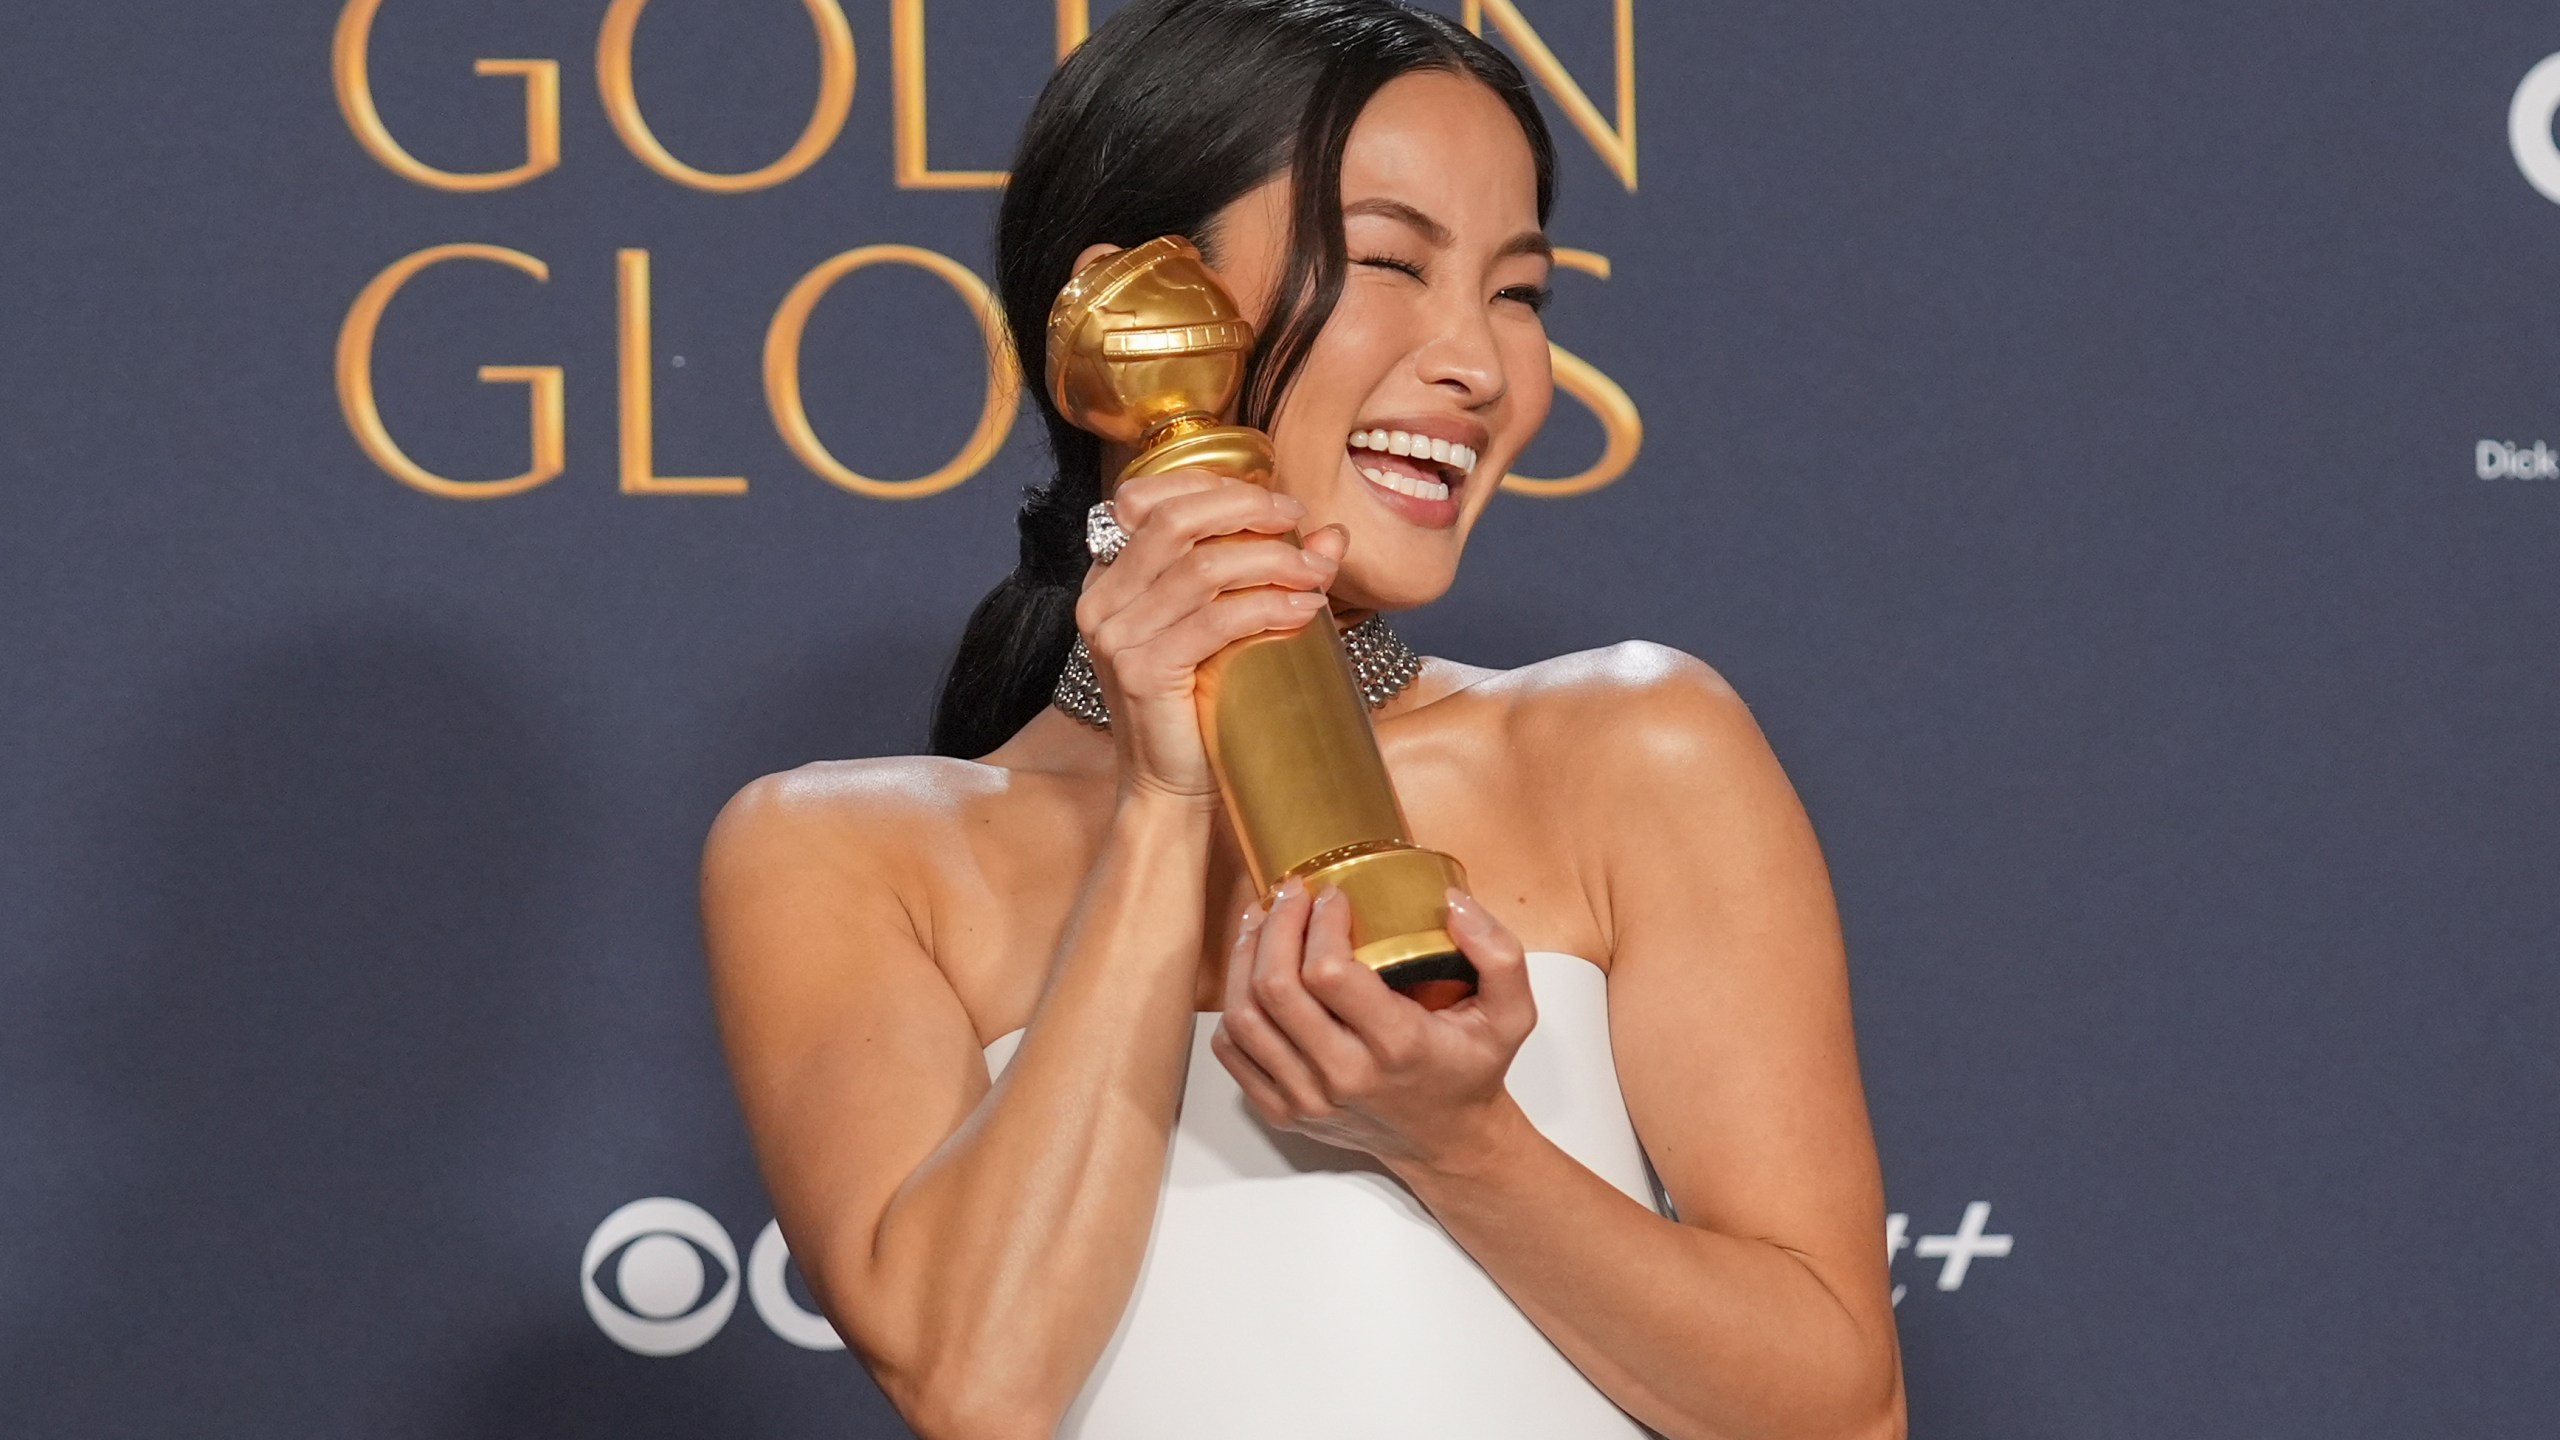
left=702, top=2, right=1905, bottom=1436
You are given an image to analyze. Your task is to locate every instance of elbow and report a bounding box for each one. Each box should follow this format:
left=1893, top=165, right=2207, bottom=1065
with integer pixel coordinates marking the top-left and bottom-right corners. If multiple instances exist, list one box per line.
left=1771, top=1383, right=1908, bottom=1440
left=1812, top=1281, right=1907, bottom=1440
left=884, top=1359, right=1070, bottom=1440
left=1656, top=1357, right=1904, bottom=1440
left=1735, top=1332, right=1904, bottom=1440
left=1833, top=1358, right=1907, bottom=1440
left=857, top=1288, right=1076, bottom=1440
left=809, top=1224, right=1079, bottom=1439
left=1852, top=1400, right=1909, bottom=1440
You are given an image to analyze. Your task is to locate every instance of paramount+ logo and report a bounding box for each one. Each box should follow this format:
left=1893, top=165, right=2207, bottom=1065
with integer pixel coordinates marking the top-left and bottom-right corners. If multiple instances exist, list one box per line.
left=582, top=1198, right=843, bottom=1356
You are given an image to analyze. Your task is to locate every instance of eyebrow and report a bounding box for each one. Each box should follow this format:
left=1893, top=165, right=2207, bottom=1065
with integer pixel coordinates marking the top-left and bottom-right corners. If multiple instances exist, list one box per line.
left=1343, top=197, right=1554, bottom=263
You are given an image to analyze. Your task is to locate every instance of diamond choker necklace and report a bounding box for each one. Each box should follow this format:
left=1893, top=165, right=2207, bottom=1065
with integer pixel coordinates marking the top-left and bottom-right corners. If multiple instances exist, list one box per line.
left=1051, top=613, right=1423, bottom=730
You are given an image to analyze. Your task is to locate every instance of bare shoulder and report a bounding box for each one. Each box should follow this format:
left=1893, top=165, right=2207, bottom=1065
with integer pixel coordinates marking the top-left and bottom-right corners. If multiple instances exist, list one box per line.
left=707, top=754, right=1002, bottom=862
left=699, top=754, right=1019, bottom=949
left=1460, top=639, right=1765, bottom=780
left=696, top=754, right=1040, bottom=1052
left=1429, top=643, right=1793, bottom=966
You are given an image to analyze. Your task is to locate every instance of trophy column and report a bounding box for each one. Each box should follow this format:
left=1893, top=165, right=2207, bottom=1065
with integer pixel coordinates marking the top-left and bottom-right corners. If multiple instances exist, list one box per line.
left=1050, top=237, right=1476, bottom=1007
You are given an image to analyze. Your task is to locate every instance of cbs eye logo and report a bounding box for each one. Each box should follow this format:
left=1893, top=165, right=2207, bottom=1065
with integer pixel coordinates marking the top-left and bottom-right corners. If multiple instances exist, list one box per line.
left=582, top=1197, right=843, bottom=1356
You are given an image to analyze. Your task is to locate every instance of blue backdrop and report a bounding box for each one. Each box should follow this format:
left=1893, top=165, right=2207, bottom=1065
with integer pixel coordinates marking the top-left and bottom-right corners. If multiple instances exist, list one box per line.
left=5, top=2, right=2555, bottom=1434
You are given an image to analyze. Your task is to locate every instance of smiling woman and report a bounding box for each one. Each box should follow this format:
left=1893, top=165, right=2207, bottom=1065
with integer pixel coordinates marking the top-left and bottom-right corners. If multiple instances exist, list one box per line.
left=699, top=3, right=1906, bottom=1438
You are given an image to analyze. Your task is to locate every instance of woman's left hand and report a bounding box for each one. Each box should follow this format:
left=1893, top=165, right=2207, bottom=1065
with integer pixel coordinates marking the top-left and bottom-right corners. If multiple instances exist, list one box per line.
left=1209, top=877, right=1538, bottom=1173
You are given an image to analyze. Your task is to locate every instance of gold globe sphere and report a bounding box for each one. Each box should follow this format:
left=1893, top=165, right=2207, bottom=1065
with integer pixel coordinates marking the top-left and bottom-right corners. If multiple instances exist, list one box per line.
left=1046, top=235, right=1258, bottom=447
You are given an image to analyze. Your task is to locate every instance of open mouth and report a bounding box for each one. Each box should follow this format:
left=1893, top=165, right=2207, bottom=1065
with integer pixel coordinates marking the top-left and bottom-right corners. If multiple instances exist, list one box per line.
left=1348, top=428, right=1477, bottom=503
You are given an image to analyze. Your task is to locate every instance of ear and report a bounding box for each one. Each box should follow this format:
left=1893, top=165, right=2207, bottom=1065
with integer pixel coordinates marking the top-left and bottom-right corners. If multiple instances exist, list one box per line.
left=1073, top=242, right=1122, bottom=275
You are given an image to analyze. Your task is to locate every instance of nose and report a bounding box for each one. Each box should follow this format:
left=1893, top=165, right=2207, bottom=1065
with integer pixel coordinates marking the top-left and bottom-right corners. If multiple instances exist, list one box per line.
left=1413, top=293, right=1506, bottom=408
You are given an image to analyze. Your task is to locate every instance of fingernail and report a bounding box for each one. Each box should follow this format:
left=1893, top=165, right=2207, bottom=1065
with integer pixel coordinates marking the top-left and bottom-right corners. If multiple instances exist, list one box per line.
left=1287, top=591, right=1328, bottom=609
left=1313, top=884, right=1340, bottom=913
left=1274, top=494, right=1306, bottom=518
left=1303, top=549, right=1338, bottom=572
left=1445, top=888, right=1491, bottom=935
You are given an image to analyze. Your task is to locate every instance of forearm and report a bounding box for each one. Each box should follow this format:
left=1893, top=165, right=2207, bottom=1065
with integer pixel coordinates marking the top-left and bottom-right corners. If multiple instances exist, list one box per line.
left=863, top=789, right=1216, bottom=1428
left=1387, top=1100, right=1902, bottom=1440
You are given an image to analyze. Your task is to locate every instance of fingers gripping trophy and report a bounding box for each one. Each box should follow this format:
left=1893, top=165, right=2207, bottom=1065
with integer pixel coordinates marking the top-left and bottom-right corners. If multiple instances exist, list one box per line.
left=1052, top=236, right=1478, bottom=1008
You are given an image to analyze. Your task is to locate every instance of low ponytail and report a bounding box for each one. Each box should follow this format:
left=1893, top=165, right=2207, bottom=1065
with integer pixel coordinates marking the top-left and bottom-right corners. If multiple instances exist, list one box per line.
left=928, top=457, right=1098, bottom=758
left=924, top=0, right=1553, bottom=758
left=928, top=572, right=1078, bottom=760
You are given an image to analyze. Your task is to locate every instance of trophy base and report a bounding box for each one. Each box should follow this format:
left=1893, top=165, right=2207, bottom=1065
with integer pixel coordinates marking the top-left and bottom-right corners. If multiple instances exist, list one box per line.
left=1293, top=843, right=1477, bottom=1011
left=1373, top=949, right=1480, bottom=1013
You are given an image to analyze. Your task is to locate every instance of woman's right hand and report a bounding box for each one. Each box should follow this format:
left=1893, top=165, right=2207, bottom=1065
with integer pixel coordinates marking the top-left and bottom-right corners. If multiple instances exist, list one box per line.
left=1076, top=467, right=1349, bottom=805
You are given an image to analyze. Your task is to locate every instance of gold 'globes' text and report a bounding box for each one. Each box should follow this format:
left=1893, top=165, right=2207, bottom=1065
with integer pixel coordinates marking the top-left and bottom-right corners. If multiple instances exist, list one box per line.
left=330, top=0, right=1642, bottom=500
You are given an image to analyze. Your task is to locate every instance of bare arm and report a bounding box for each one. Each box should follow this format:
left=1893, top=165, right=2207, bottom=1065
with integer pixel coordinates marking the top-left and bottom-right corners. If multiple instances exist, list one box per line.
left=702, top=470, right=1345, bottom=1438
left=1397, top=649, right=1903, bottom=1439
left=1210, top=644, right=1902, bottom=1440
left=703, top=775, right=1217, bottom=1439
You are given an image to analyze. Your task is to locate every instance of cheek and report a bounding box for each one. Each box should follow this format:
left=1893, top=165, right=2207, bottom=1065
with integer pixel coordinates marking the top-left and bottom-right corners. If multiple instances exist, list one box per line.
left=1271, top=308, right=1399, bottom=461
left=1269, top=399, right=1351, bottom=490
left=1508, top=329, right=1558, bottom=431
left=1476, top=329, right=1556, bottom=483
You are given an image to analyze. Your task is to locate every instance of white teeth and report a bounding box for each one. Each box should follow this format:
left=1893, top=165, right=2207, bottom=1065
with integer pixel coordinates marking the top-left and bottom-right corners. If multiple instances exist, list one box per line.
left=1347, top=428, right=1478, bottom=477
left=1358, top=463, right=1450, bottom=502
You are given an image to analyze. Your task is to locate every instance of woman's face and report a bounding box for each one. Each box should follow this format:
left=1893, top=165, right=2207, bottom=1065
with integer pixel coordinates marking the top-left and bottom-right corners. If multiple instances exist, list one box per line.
left=1207, top=70, right=1556, bottom=614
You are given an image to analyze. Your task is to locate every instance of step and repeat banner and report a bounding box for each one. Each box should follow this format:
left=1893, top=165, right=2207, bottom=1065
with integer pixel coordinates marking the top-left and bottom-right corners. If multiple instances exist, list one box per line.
left=5, top=2, right=2554, bottom=1435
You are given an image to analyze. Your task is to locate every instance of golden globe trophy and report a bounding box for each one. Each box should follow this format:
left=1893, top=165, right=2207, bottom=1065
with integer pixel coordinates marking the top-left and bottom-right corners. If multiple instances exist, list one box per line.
left=1049, top=236, right=1476, bottom=1008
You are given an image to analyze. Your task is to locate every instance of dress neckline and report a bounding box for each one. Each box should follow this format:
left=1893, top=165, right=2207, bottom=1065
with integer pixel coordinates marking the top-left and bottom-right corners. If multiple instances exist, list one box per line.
left=979, top=945, right=1657, bottom=1437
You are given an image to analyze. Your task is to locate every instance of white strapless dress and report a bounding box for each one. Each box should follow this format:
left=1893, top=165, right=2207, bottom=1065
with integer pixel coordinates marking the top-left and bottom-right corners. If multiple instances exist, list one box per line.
left=981, top=952, right=1663, bottom=1438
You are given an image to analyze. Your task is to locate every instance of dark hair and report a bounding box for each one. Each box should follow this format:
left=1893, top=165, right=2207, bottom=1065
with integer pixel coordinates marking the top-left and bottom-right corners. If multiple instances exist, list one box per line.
left=927, top=0, right=1557, bottom=759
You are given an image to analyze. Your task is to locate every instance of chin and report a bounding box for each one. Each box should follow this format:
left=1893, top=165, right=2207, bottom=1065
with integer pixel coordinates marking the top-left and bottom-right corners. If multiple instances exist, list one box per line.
left=1336, top=559, right=1457, bottom=614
